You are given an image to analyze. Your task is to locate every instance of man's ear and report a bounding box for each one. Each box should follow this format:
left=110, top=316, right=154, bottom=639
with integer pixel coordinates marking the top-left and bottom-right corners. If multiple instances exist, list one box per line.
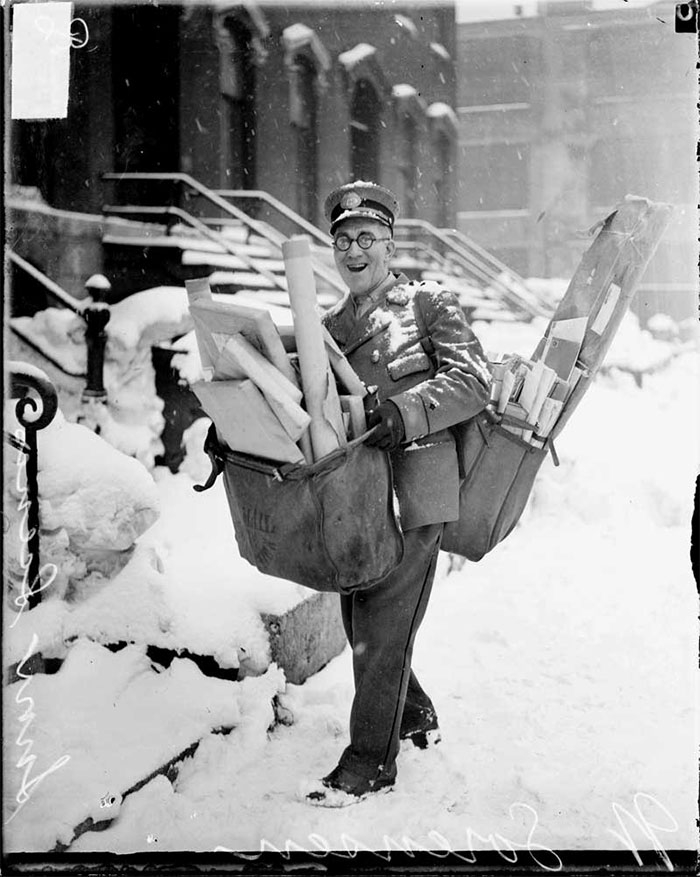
left=386, top=238, right=396, bottom=259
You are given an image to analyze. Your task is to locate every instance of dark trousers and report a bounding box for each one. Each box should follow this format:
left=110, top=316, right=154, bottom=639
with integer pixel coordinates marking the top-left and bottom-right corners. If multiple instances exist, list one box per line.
left=337, top=523, right=443, bottom=783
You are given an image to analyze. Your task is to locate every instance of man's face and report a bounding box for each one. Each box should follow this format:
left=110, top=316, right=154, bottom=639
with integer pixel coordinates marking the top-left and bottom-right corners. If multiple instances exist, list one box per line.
left=332, top=218, right=396, bottom=296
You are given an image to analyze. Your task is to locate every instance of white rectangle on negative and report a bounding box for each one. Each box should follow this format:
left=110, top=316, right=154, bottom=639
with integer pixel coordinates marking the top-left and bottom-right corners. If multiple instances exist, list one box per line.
left=11, top=2, right=73, bottom=120
left=590, top=282, right=621, bottom=336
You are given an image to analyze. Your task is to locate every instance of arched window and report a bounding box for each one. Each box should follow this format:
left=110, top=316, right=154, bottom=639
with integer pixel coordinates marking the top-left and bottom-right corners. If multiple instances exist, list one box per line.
left=393, top=84, right=425, bottom=219
left=427, top=102, right=458, bottom=229
left=350, top=79, right=381, bottom=182
left=218, top=20, right=256, bottom=189
left=290, top=54, right=319, bottom=222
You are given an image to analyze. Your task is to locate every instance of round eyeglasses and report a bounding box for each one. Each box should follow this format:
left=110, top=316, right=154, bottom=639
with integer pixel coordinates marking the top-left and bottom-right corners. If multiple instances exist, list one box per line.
left=332, top=232, right=391, bottom=252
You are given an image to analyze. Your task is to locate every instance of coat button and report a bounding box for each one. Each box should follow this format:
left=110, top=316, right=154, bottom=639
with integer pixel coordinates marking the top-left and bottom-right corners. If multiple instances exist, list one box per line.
left=371, top=350, right=380, bottom=363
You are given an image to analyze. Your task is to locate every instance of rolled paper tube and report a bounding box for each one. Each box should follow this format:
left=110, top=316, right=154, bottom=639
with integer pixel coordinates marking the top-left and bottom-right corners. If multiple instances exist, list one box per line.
left=282, top=236, right=345, bottom=460
left=323, top=327, right=367, bottom=397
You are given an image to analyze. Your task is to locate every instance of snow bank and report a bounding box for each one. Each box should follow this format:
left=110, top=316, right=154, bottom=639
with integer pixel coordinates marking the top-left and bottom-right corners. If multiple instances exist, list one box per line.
left=10, top=287, right=194, bottom=467
left=4, top=406, right=160, bottom=608
left=4, top=405, right=300, bottom=680
left=3, top=638, right=284, bottom=852
left=108, top=287, right=192, bottom=354
left=474, top=310, right=681, bottom=376
left=10, top=309, right=86, bottom=376
left=57, top=337, right=698, bottom=855
left=98, top=287, right=192, bottom=467
left=4, top=289, right=696, bottom=856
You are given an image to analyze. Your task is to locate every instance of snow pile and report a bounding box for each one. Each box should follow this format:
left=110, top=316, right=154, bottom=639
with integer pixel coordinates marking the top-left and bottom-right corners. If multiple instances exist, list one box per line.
left=4, top=406, right=160, bottom=612
left=600, top=311, right=682, bottom=372
left=108, top=286, right=192, bottom=352
left=9, top=287, right=194, bottom=467
left=10, top=308, right=87, bottom=375
left=169, top=330, right=204, bottom=386
left=2, top=297, right=696, bottom=855
left=97, top=287, right=193, bottom=467
left=524, top=276, right=569, bottom=308
left=474, top=309, right=685, bottom=377
left=59, top=348, right=698, bottom=856
left=4, top=410, right=296, bottom=674
left=3, top=637, right=285, bottom=852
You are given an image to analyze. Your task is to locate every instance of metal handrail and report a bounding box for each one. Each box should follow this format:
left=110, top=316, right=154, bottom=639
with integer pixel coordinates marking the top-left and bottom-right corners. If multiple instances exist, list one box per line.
left=395, top=218, right=548, bottom=317
left=395, top=220, right=521, bottom=307
left=214, top=188, right=332, bottom=249
left=7, top=251, right=114, bottom=392
left=7, top=362, right=60, bottom=617
left=440, top=226, right=549, bottom=308
left=102, top=204, right=287, bottom=290
left=8, top=251, right=88, bottom=377
left=103, top=172, right=345, bottom=295
left=8, top=250, right=84, bottom=314
left=393, top=240, right=484, bottom=285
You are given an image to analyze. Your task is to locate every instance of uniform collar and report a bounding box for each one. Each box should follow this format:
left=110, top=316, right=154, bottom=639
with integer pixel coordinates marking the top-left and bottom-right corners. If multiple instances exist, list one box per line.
left=351, top=272, right=407, bottom=318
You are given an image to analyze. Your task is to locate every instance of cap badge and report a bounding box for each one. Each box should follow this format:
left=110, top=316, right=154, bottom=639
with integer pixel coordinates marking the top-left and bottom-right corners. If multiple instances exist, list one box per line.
left=341, top=192, right=363, bottom=210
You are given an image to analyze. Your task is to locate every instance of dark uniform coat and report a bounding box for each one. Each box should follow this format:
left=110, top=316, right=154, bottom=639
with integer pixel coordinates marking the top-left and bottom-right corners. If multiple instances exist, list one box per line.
left=322, top=274, right=490, bottom=530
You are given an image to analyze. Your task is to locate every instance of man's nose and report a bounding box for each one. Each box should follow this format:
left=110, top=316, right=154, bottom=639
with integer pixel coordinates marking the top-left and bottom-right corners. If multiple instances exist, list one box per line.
left=346, top=239, right=363, bottom=254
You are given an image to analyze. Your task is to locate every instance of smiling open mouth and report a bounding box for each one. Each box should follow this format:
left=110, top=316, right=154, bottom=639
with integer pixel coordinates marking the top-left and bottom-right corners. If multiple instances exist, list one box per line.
left=347, top=264, right=367, bottom=273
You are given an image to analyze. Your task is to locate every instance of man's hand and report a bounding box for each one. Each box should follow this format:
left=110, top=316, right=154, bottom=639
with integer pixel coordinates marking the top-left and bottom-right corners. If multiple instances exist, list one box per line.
left=365, top=400, right=405, bottom=451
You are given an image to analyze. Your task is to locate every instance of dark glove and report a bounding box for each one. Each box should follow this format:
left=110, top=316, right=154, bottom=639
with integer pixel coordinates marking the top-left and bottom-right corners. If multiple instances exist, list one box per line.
left=365, top=400, right=405, bottom=451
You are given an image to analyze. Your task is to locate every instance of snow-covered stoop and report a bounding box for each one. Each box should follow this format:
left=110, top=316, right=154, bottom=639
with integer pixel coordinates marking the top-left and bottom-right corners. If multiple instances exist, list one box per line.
left=3, top=639, right=286, bottom=852
left=3, top=402, right=330, bottom=852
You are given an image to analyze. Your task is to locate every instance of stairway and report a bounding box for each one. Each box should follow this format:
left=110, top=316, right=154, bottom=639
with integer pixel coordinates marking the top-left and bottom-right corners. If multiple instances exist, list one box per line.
left=101, top=173, right=543, bottom=323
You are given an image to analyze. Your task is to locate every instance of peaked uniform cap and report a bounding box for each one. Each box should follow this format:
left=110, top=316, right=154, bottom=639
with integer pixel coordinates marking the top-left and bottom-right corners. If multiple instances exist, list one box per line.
left=324, top=181, right=400, bottom=234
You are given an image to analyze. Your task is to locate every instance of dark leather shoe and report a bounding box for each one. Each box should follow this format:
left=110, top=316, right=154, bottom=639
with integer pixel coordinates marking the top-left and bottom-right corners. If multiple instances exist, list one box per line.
left=400, top=711, right=441, bottom=750
left=302, top=764, right=395, bottom=808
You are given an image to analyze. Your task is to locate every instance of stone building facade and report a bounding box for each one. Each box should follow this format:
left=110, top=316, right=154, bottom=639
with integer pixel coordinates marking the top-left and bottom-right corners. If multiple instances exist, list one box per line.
left=456, top=0, right=697, bottom=323
left=10, top=1, right=458, bottom=231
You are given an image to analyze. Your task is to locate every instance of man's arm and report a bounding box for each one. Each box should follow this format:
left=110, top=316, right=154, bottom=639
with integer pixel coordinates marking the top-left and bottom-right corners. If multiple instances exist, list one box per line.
left=389, top=286, right=491, bottom=442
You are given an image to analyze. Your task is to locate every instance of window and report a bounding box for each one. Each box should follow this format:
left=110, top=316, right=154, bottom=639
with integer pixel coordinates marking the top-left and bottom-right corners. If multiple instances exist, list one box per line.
left=290, top=55, right=319, bottom=222
left=219, top=21, right=256, bottom=189
left=351, top=80, right=381, bottom=182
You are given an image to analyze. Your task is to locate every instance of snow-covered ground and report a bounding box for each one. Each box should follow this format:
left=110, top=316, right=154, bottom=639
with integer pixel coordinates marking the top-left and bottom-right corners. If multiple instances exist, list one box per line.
left=3, top=310, right=698, bottom=858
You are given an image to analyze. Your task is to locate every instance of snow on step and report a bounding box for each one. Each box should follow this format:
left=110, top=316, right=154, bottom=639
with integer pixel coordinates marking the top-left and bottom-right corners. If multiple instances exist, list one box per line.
left=103, top=234, right=276, bottom=261
left=208, top=271, right=282, bottom=290
left=181, top=250, right=285, bottom=274
left=182, top=250, right=247, bottom=271
left=3, top=639, right=285, bottom=852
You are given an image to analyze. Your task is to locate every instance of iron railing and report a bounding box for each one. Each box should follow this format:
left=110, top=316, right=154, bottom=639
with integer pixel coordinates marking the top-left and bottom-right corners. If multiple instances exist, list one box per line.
left=8, top=251, right=111, bottom=402
left=5, top=363, right=59, bottom=616
left=102, top=172, right=345, bottom=295
left=394, top=219, right=549, bottom=318
left=102, top=204, right=287, bottom=291
left=214, top=188, right=332, bottom=250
